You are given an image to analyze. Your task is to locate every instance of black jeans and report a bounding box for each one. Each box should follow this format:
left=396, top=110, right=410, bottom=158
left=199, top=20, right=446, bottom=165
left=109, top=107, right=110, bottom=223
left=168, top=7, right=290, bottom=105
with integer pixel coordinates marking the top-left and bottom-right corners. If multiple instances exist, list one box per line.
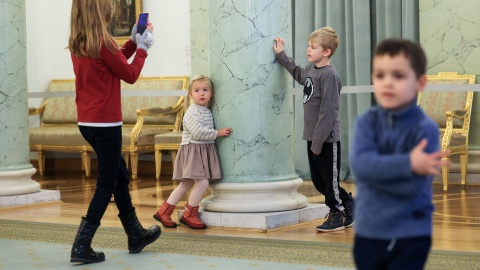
left=354, top=235, right=431, bottom=270
left=307, top=141, right=348, bottom=211
left=79, top=125, right=134, bottom=223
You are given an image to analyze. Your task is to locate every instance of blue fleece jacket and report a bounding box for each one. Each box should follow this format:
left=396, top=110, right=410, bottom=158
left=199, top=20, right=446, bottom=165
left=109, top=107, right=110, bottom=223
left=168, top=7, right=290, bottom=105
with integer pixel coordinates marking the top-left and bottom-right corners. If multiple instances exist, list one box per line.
left=350, top=100, right=439, bottom=240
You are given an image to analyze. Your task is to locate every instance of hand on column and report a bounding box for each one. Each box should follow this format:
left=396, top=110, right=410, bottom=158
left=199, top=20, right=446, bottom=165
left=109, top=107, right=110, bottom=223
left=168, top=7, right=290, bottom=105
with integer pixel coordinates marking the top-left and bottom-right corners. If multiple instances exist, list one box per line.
left=273, top=37, right=285, bottom=54
left=217, top=128, right=233, bottom=137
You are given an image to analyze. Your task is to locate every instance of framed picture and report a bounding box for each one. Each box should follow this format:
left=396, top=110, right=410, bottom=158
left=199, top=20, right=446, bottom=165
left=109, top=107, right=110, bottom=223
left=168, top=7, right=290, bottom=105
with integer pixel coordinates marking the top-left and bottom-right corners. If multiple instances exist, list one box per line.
left=109, top=0, right=142, bottom=45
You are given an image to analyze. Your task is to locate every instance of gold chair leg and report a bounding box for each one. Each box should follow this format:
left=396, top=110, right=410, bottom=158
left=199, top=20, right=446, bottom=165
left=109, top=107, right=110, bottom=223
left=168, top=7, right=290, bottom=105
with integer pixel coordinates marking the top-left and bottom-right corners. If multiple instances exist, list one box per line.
left=155, top=150, right=163, bottom=180
left=37, top=151, right=45, bottom=176
left=130, top=153, right=138, bottom=180
left=460, top=154, right=467, bottom=187
left=171, top=150, right=177, bottom=170
left=442, top=157, right=449, bottom=192
left=171, top=150, right=178, bottom=187
left=82, top=151, right=91, bottom=177
left=81, top=153, right=85, bottom=172
left=124, top=154, right=129, bottom=169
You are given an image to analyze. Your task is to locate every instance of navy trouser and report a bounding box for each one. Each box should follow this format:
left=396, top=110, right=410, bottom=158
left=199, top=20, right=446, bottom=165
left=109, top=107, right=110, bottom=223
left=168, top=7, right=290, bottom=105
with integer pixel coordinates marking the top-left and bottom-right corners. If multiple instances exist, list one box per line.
left=79, top=125, right=134, bottom=223
left=307, top=141, right=349, bottom=211
left=354, top=235, right=431, bottom=270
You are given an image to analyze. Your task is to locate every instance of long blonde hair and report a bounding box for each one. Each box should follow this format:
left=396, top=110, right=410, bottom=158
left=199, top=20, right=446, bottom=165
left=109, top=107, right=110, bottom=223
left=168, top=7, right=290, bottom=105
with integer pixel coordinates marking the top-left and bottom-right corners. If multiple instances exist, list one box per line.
left=68, top=0, right=119, bottom=58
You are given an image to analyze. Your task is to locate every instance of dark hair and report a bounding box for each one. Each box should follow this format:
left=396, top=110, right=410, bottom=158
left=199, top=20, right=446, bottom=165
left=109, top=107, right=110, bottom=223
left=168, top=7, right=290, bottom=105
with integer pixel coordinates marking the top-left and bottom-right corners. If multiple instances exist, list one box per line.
left=373, top=39, right=427, bottom=78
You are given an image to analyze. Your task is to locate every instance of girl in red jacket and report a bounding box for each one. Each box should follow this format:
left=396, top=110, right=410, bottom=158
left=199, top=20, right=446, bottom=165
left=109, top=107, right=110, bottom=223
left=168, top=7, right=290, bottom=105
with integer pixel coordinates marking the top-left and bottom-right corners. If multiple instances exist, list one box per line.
left=68, top=0, right=159, bottom=264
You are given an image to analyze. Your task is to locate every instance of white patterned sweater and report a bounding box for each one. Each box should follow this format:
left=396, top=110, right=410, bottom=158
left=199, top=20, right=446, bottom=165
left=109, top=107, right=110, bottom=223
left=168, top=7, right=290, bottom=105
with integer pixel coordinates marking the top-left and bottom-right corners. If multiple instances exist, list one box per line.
left=180, top=104, right=218, bottom=145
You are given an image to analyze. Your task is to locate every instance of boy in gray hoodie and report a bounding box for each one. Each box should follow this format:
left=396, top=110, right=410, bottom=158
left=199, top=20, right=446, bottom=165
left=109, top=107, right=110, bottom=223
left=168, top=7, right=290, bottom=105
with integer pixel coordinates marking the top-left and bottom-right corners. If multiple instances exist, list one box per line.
left=274, top=27, right=354, bottom=232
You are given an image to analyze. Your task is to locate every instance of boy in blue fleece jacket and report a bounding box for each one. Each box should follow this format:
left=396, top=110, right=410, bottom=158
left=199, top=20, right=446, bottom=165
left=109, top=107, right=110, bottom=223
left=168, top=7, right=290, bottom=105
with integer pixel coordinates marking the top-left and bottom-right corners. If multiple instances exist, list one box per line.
left=350, top=39, right=447, bottom=270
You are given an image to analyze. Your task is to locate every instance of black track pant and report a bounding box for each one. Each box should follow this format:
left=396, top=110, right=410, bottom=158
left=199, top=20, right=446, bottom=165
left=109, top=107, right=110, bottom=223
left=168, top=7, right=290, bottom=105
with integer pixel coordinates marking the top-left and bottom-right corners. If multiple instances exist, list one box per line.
left=307, top=141, right=349, bottom=211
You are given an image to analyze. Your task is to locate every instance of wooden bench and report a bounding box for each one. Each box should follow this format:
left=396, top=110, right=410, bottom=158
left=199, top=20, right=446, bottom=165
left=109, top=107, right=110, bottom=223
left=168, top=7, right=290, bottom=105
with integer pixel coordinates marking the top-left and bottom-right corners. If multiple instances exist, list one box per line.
left=29, top=76, right=189, bottom=180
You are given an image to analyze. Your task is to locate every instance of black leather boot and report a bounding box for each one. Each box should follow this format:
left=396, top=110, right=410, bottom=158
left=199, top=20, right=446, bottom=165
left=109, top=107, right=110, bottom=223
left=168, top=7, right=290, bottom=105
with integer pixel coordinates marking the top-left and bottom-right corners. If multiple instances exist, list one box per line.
left=119, top=211, right=161, bottom=254
left=70, top=217, right=105, bottom=264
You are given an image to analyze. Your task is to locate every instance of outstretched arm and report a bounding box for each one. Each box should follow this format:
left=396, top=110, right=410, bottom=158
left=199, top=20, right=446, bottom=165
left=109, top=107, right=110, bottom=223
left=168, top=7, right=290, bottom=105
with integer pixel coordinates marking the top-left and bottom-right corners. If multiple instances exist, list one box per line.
left=273, top=37, right=308, bottom=85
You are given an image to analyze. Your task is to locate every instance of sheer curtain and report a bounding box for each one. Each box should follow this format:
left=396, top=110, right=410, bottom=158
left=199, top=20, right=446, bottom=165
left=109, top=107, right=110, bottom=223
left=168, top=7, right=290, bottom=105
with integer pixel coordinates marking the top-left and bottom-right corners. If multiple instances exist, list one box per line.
left=292, top=0, right=419, bottom=180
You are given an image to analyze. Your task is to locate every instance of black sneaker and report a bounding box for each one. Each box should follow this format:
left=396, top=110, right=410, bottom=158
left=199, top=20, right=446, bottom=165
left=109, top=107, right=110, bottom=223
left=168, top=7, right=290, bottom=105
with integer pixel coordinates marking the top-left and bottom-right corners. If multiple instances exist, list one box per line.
left=316, top=209, right=345, bottom=232
left=342, top=192, right=355, bottom=228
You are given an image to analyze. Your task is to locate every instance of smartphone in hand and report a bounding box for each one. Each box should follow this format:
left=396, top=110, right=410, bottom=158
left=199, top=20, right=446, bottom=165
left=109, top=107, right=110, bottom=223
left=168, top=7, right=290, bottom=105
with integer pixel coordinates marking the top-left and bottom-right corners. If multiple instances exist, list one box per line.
left=137, top=13, right=149, bottom=35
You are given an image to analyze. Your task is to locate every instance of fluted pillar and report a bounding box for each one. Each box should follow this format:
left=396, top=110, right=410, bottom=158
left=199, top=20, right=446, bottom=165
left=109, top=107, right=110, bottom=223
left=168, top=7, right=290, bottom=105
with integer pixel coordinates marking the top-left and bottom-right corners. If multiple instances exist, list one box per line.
left=202, top=0, right=307, bottom=212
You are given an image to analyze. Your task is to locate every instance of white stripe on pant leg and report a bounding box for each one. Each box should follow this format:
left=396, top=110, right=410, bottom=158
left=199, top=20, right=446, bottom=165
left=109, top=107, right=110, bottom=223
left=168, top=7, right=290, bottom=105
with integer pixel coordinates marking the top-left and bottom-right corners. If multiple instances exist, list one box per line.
left=332, top=142, right=344, bottom=211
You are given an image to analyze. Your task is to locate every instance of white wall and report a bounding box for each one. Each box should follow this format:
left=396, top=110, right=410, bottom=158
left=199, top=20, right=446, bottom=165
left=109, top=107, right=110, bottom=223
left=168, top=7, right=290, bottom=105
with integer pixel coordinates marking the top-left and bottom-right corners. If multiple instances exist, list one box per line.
left=142, top=0, right=191, bottom=77
left=26, top=0, right=191, bottom=110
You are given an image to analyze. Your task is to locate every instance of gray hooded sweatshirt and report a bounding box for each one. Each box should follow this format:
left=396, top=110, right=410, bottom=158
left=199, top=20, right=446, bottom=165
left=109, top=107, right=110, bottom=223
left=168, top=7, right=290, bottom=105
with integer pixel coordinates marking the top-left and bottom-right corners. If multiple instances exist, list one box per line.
left=276, top=50, right=341, bottom=154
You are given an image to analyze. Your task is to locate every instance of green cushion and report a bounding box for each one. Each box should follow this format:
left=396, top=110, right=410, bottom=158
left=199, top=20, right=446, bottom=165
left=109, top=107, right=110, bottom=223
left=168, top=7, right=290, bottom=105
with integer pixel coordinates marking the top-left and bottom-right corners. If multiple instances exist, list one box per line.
left=121, top=127, right=171, bottom=146
left=154, top=131, right=183, bottom=144
left=30, top=126, right=174, bottom=148
left=30, top=126, right=87, bottom=146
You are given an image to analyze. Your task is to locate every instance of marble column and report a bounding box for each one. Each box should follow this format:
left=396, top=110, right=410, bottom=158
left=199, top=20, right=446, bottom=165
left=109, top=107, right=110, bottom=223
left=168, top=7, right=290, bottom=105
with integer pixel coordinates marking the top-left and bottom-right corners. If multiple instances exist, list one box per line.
left=201, top=0, right=308, bottom=212
left=0, top=1, right=58, bottom=206
left=190, top=0, right=210, bottom=76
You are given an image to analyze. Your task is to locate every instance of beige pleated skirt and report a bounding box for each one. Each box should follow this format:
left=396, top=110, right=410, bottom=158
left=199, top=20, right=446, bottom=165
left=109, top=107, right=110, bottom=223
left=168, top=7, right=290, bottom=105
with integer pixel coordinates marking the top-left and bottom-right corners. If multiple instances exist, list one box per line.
left=172, top=143, right=222, bottom=181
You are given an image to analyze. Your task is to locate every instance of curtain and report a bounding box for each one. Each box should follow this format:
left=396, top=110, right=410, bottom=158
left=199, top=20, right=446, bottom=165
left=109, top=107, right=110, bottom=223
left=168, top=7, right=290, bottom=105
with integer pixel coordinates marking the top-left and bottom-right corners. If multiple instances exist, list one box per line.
left=293, top=0, right=419, bottom=180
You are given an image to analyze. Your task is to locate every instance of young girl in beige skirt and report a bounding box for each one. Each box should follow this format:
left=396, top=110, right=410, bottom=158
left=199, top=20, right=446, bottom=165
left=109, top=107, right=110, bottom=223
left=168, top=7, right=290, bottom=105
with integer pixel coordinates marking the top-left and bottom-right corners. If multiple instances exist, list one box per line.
left=153, top=75, right=232, bottom=229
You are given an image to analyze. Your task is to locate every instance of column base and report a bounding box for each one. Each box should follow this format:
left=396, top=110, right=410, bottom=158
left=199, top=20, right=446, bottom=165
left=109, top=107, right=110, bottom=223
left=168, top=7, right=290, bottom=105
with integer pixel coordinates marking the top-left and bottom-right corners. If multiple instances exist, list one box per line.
left=201, top=178, right=308, bottom=212
left=0, top=189, right=61, bottom=208
left=178, top=203, right=329, bottom=231
left=0, top=167, right=39, bottom=196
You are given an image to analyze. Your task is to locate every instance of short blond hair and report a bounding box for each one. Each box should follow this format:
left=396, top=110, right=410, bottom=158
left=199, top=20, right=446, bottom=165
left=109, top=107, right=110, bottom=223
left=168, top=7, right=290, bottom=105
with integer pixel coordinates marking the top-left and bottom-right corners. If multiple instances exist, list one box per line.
left=188, top=75, right=214, bottom=107
left=188, top=75, right=213, bottom=94
left=308, top=27, right=339, bottom=58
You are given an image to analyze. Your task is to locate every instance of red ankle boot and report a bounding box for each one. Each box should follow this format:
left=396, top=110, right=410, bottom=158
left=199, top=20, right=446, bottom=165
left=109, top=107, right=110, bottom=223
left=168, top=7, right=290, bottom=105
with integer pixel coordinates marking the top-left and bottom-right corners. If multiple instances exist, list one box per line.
left=180, top=203, right=206, bottom=229
left=153, top=201, right=177, bottom=228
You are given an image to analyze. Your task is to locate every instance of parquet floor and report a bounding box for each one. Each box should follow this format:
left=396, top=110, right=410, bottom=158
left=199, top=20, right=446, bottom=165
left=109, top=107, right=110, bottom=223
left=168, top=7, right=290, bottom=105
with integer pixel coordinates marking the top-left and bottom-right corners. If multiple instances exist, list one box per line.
left=1, top=170, right=479, bottom=253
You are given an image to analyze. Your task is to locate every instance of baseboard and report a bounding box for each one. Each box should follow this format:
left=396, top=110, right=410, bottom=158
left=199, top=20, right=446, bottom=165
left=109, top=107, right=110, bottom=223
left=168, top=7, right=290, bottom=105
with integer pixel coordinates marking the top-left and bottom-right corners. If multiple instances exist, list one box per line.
left=429, top=150, right=480, bottom=185
left=30, top=158, right=173, bottom=176
left=447, top=150, right=480, bottom=173
left=29, top=151, right=480, bottom=184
